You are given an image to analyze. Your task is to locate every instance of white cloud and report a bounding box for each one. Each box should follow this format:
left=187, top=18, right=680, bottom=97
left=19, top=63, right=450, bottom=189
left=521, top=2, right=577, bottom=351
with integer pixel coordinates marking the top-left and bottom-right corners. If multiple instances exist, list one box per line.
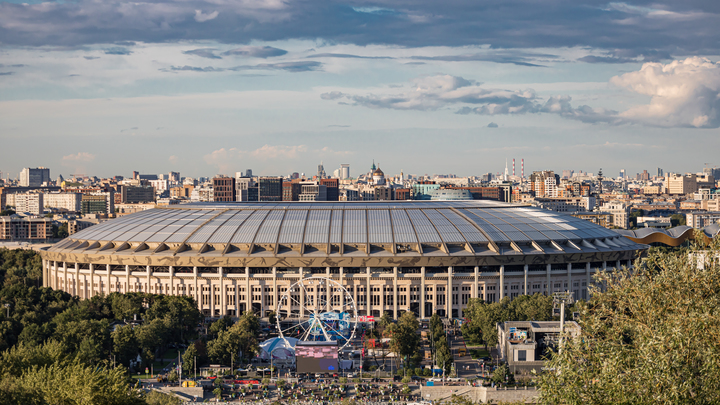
left=318, top=146, right=354, bottom=156
left=249, top=144, right=307, bottom=160
left=323, top=74, right=540, bottom=113
left=610, top=57, right=720, bottom=128
left=194, top=10, right=219, bottom=22
left=168, top=155, right=179, bottom=164
left=62, top=152, right=95, bottom=162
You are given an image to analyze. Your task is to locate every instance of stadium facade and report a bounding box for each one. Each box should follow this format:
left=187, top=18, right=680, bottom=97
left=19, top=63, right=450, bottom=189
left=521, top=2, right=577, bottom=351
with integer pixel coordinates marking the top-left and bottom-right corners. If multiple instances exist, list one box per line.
left=40, top=201, right=647, bottom=319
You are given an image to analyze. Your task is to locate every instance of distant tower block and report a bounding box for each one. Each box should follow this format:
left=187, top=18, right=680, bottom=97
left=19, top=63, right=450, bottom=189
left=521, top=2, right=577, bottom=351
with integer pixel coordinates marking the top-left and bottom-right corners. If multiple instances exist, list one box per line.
left=521, top=159, right=525, bottom=178
left=513, top=159, right=515, bottom=177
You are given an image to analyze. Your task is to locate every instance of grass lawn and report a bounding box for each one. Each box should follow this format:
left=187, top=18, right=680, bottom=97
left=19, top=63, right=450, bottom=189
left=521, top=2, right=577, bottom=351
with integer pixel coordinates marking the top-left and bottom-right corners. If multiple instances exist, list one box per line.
left=469, top=348, right=490, bottom=359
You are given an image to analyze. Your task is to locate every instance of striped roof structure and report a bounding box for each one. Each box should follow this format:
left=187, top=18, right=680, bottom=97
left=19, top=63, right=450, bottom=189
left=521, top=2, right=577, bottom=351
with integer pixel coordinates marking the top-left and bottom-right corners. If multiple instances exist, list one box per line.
left=45, top=201, right=646, bottom=267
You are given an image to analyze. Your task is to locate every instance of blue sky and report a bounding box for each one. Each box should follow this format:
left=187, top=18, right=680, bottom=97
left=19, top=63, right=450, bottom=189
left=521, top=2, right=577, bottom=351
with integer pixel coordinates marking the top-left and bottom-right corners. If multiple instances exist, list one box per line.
left=1, top=0, right=719, bottom=179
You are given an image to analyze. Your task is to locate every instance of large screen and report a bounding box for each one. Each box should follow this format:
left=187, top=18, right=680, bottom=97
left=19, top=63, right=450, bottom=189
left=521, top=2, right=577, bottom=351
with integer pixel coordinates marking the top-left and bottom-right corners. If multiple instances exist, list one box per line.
left=295, top=341, right=339, bottom=374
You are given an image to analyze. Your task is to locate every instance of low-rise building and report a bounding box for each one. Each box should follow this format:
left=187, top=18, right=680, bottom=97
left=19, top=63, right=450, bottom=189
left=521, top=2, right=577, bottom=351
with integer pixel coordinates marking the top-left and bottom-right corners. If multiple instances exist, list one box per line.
left=599, top=201, right=629, bottom=229
left=532, top=197, right=595, bottom=213
left=0, top=216, right=53, bottom=241
left=571, top=212, right=614, bottom=228
left=497, top=320, right=581, bottom=372
left=686, top=211, right=720, bottom=228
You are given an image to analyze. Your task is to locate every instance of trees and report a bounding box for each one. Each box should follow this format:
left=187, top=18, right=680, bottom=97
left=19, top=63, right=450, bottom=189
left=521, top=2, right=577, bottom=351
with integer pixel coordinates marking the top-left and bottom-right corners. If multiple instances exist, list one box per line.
left=378, top=311, right=392, bottom=330
left=462, top=293, right=554, bottom=348
left=388, top=311, right=420, bottom=370
left=539, top=240, right=720, bottom=404
left=113, top=324, right=139, bottom=367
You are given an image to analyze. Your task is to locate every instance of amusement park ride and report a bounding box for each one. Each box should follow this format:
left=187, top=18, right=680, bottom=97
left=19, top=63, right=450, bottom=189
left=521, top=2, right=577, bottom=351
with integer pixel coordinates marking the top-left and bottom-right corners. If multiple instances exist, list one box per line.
left=276, top=276, right=358, bottom=350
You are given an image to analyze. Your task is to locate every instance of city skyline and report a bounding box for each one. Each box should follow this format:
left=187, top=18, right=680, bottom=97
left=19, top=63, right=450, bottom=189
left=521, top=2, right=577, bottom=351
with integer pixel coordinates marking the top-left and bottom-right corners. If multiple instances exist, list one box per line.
left=2, top=1, right=720, bottom=177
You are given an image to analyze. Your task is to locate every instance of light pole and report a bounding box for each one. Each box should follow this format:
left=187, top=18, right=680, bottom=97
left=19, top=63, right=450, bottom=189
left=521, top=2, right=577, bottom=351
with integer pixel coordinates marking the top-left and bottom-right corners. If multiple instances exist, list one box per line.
left=269, top=347, right=283, bottom=380
left=4, top=303, right=9, bottom=318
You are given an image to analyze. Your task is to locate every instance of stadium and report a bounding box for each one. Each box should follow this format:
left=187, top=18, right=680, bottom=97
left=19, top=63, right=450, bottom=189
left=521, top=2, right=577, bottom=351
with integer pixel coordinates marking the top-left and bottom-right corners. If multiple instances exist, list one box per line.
left=40, top=201, right=647, bottom=320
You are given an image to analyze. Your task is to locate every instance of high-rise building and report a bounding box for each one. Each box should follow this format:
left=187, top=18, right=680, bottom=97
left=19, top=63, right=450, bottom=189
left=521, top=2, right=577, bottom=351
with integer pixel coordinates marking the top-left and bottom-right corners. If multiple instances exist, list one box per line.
left=657, top=168, right=664, bottom=177
left=19, top=167, right=50, bottom=187
left=212, top=176, right=236, bottom=201
left=168, top=172, right=180, bottom=182
left=258, top=177, right=283, bottom=201
left=317, top=163, right=326, bottom=179
left=664, top=173, right=697, bottom=195
left=619, top=169, right=626, bottom=179
left=530, top=171, right=559, bottom=198
left=245, top=169, right=253, bottom=177
left=340, top=164, right=350, bottom=179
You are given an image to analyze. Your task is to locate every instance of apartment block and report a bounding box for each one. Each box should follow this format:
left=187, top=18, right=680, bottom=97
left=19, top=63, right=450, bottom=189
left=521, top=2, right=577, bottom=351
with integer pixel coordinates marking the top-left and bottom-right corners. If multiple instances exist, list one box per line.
left=14, top=193, right=44, bottom=215
left=44, top=192, right=82, bottom=212
left=212, top=176, right=236, bottom=202
left=0, top=217, right=53, bottom=240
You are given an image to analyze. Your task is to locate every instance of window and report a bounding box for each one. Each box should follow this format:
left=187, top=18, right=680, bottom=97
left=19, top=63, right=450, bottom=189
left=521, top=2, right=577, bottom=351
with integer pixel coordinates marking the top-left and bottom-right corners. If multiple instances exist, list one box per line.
left=518, top=350, right=527, bottom=361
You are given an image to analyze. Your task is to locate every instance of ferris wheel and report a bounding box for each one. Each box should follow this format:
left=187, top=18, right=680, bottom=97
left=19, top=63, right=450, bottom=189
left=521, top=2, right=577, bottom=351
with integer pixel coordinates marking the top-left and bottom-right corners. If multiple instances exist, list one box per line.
left=276, top=276, right=357, bottom=350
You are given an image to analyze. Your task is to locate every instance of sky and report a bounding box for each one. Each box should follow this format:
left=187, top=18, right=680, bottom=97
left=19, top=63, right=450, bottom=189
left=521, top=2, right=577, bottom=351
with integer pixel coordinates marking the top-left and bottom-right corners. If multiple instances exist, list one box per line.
left=1, top=0, right=720, bottom=180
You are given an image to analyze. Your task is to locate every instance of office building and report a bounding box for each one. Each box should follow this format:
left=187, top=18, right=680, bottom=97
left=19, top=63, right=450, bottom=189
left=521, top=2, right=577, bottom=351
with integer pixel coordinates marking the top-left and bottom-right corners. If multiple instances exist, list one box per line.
left=81, top=193, right=114, bottom=215
left=298, top=183, right=327, bottom=201
left=665, top=173, right=698, bottom=195
left=282, top=182, right=302, bottom=202
left=258, top=177, right=283, bottom=202
left=20, top=167, right=51, bottom=187
left=213, top=176, right=236, bottom=202
left=319, top=178, right=339, bottom=201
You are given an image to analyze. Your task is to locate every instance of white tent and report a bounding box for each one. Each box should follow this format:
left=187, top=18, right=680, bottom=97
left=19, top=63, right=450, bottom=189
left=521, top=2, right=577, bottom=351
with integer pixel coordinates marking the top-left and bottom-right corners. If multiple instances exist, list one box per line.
left=257, top=337, right=299, bottom=360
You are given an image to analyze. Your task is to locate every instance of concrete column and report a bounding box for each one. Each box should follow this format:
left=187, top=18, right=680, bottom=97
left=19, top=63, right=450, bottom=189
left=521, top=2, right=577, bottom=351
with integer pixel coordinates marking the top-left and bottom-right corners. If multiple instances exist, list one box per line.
left=146, top=265, right=151, bottom=295
left=585, top=262, right=590, bottom=299
left=499, top=265, right=505, bottom=300
left=209, top=274, right=215, bottom=317
left=567, top=263, right=572, bottom=293
left=393, top=267, right=398, bottom=320
left=106, top=264, right=111, bottom=295
left=42, top=259, right=46, bottom=288
left=420, top=267, right=426, bottom=319
left=523, top=265, right=529, bottom=295
left=219, top=267, right=226, bottom=316
left=326, top=267, right=331, bottom=312
left=546, top=264, right=551, bottom=295
left=272, top=267, right=278, bottom=314
left=74, top=263, right=79, bottom=297
left=169, top=266, right=175, bottom=297
left=89, top=263, right=95, bottom=298
left=125, top=265, right=130, bottom=293
left=474, top=266, right=479, bottom=299
left=234, top=279, right=239, bottom=317
left=193, top=267, right=199, bottom=311
left=339, top=267, right=344, bottom=310
left=299, top=268, right=305, bottom=318
left=366, top=267, right=371, bottom=317
left=447, top=266, right=453, bottom=318
left=63, top=262, right=72, bottom=297
left=245, top=267, right=251, bottom=316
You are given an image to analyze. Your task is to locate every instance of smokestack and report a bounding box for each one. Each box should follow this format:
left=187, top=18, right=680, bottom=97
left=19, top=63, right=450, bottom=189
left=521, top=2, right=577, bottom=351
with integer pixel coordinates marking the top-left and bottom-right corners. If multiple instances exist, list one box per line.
left=521, top=159, right=524, bottom=178
left=513, top=159, right=515, bottom=177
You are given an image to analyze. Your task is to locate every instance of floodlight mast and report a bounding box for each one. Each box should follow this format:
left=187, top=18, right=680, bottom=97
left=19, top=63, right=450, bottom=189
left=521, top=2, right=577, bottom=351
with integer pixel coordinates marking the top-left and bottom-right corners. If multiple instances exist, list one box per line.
left=553, top=291, right=574, bottom=354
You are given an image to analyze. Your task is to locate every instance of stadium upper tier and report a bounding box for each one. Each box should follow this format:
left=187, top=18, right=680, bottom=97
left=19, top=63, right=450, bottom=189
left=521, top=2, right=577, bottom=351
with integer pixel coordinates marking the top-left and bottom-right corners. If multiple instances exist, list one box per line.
left=44, top=201, right=645, bottom=267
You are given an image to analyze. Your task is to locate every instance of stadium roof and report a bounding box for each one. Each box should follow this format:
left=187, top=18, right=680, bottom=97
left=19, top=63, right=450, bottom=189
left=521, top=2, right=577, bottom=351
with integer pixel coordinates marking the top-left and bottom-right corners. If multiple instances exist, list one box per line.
left=45, top=201, right=646, bottom=267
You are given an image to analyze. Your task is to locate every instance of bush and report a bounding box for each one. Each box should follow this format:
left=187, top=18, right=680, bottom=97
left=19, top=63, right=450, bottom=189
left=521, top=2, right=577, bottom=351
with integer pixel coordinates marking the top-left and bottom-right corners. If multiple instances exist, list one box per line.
left=339, top=377, right=348, bottom=384
left=368, top=365, right=377, bottom=371
left=261, top=378, right=270, bottom=385
left=414, top=367, right=423, bottom=376
left=401, top=376, right=411, bottom=383
left=423, top=368, right=432, bottom=377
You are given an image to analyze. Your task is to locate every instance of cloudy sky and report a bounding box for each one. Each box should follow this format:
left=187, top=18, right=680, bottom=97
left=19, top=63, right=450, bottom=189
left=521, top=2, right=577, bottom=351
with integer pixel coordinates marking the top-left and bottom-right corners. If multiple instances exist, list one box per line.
left=1, top=0, right=720, bottom=180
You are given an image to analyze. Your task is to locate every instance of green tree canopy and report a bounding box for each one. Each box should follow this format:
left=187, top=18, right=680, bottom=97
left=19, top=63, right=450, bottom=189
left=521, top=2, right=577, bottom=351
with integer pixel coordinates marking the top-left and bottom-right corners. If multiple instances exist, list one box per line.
left=462, top=293, right=554, bottom=347
left=539, top=239, right=720, bottom=404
